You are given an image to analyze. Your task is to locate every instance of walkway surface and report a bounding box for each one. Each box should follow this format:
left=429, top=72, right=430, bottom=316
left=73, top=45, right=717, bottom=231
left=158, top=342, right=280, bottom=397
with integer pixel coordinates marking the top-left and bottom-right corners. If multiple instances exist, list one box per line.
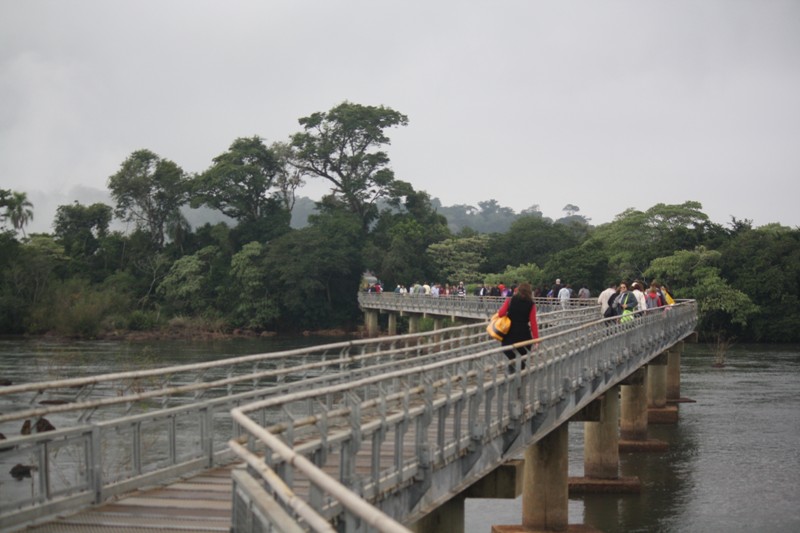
left=26, top=465, right=235, bottom=532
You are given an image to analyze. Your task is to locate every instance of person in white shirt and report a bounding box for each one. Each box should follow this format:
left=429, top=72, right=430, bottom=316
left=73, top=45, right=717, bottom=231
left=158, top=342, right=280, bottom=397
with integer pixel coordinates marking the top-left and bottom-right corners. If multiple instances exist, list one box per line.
left=558, top=284, right=572, bottom=309
left=598, top=282, right=618, bottom=317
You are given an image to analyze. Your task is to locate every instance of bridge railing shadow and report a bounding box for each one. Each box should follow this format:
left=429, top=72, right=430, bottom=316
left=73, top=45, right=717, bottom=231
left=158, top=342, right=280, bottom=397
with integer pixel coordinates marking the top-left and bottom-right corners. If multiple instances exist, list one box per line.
left=0, top=304, right=600, bottom=530
left=229, top=302, right=697, bottom=532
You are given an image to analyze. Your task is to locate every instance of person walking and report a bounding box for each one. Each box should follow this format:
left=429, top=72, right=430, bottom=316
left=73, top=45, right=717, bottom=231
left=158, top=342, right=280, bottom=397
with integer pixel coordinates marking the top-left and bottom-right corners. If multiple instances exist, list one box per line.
left=598, top=282, right=618, bottom=317
left=495, top=282, right=540, bottom=373
left=615, top=281, right=638, bottom=322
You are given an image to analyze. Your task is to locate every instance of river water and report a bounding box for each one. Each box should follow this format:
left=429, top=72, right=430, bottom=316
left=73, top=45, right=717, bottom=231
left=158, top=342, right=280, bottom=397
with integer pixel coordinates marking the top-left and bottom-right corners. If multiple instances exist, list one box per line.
left=1, top=338, right=798, bottom=532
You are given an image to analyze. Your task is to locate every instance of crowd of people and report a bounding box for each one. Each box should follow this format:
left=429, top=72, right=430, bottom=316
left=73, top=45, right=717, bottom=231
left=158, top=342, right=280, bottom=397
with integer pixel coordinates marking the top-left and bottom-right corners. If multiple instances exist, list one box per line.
left=364, top=276, right=676, bottom=374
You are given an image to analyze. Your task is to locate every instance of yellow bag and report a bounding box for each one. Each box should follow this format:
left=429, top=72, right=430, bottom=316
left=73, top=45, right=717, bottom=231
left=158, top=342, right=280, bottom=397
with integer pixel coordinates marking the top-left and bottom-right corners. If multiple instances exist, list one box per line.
left=487, top=313, right=511, bottom=341
left=663, top=289, right=675, bottom=305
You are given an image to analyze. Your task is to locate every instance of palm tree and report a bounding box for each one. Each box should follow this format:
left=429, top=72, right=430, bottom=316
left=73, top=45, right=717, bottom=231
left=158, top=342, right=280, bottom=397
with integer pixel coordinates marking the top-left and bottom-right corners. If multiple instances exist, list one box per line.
left=5, top=191, right=34, bottom=237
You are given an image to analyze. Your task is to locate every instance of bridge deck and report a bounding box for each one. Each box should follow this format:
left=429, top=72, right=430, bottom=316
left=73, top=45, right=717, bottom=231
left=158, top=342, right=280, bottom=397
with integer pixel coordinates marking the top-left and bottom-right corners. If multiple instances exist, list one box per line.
left=22, top=393, right=490, bottom=532
left=25, top=466, right=235, bottom=532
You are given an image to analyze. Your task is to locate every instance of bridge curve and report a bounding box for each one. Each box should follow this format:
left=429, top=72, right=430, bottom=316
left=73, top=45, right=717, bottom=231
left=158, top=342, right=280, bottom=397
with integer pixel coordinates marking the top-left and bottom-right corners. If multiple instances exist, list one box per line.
left=0, top=298, right=697, bottom=532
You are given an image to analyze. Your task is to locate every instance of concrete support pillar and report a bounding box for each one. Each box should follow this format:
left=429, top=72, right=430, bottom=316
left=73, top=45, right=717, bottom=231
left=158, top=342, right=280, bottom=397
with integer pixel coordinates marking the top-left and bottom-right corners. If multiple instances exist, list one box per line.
left=620, top=370, right=647, bottom=441
left=408, top=315, right=420, bottom=334
left=647, top=353, right=668, bottom=409
left=584, top=387, right=620, bottom=479
left=666, top=342, right=683, bottom=401
left=410, top=495, right=464, bottom=533
left=387, top=312, right=398, bottom=336
left=365, top=310, right=379, bottom=338
left=433, top=317, right=444, bottom=330
left=522, top=424, right=568, bottom=531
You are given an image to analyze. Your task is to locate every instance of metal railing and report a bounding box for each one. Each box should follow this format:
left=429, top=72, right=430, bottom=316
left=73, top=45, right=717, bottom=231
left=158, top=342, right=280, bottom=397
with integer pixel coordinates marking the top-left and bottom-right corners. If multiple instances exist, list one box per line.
left=0, top=304, right=601, bottom=531
left=230, top=303, right=697, bottom=532
left=357, top=293, right=597, bottom=319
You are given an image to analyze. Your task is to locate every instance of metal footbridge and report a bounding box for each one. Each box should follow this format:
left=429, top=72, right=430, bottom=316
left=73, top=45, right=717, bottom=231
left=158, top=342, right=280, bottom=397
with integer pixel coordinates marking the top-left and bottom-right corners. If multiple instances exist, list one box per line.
left=0, top=295, right=697, bottom=532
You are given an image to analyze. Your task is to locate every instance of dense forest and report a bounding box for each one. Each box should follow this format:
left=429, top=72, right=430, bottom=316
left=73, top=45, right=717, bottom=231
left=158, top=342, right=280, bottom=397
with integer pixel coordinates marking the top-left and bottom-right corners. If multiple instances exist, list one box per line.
left=1, top=102, right=798, bottom=342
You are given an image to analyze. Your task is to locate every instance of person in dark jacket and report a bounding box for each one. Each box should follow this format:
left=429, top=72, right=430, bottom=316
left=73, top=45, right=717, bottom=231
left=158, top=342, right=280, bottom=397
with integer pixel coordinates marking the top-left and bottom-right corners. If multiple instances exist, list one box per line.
left=615, top=281, right=638, bottom=322
left=496, top=282, right=540, bottom=372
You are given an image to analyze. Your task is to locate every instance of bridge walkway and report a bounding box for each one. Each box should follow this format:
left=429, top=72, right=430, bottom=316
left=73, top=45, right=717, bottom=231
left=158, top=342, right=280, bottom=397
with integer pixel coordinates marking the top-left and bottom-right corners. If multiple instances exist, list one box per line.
left=0, top=296, right=696, bottom=532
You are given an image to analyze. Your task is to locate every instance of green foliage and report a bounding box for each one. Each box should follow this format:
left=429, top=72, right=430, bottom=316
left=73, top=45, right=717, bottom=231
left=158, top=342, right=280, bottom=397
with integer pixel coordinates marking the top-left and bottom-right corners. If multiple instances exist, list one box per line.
left=646, top=247, right=758, bottom=335
left=592, top=201, right=711, bottom=280
left=226, top=242, right=279, bottom=330
left=192, top=137, right=292, bottom=245
left=369, top=189, right=451, bottom=287
left=264, top=210, right=364, bottom=329
left=2, top=190, right=34, bottom=237
left=157, top=246, right=218, bottom=314
left=426, top=235, right=490, bottom=284
left=544, top=238, right=610, bottom=292
left=484, top=215, right=578, bottom=273
left=718, top=224, right=800, bottom=341
left=127, top=310, right=160, bottom=331
left=291, top=101, right=409, bottom=231
left=53, top=201, right=113, bottom=278
left=482, top=263, right=545, bottom=288
left=27, top=278, right=131, bottom=337
left=107, top=149, right=190, bottom=249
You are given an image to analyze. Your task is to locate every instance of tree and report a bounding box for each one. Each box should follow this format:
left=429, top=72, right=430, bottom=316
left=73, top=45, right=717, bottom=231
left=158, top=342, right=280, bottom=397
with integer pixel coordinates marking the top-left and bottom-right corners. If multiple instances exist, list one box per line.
left=157, top=246, right=219, bottom=314
left=53, top=201, right=113, bottom=260
left=592, top=201, right=711, bottom=281
left=192, top=137, right=292, bottom=245
left=264, top=210, right=364, bottom=329
left=108, top=149, right=189, bottom=249
left=718, top=224, right=800, bottom=341
left=563, top=204, right=580, bottom=217
left=543, top=238, right=610, bottom=292
left=368, top=189, right=450, bottom=288
left=291, top=101, right=409, bottom=231
left=427, top=235, right=490, bottom=284
left=3, top=191, right=34, bottom=237
left=646, top=247, right=758, bottom=338
left=226, top=242, right=279, bottom=329
left=484, top=215, right=578, bottom=273
left=271, top=141, right=305, bottom=212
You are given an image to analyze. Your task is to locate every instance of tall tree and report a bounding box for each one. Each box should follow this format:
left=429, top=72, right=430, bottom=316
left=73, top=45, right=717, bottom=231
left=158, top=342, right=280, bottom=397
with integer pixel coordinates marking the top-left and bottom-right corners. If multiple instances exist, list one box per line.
left=3, top=191, right=34, bottom=237
left=264, top=210, right=364, bottom=329
left=108, top=149, right=189, bottom=249
left=53, top=202, right=112, bottom=258
left=290, top=101, right=409, bottom=231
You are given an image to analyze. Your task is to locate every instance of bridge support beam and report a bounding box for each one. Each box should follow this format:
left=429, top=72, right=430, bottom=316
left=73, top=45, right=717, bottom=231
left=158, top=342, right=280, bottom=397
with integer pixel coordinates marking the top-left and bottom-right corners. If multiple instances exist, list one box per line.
left=620, top=369, right=667, bottom=452
left=667, top=341, right=686, bottom=401
left=387, top=312, right=398, bottom=336
left=648, top=352, right=678, bottom=424
left=521, top=424, right=569, bottom=530
left=365, top=310, right=379, bottom=338
left=408, top=315, right=420, bottom=334
left=569, top=387, right=641, bottom=493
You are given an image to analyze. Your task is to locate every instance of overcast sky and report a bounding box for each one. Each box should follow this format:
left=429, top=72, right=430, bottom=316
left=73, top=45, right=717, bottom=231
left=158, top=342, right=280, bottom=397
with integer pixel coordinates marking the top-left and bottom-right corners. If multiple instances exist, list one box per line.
left=2, top=1, right=799, bottom=234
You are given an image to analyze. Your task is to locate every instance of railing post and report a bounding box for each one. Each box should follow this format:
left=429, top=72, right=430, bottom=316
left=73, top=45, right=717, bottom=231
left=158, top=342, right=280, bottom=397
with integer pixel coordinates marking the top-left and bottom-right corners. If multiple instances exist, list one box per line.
left=90, top=424, right=103, bottom=504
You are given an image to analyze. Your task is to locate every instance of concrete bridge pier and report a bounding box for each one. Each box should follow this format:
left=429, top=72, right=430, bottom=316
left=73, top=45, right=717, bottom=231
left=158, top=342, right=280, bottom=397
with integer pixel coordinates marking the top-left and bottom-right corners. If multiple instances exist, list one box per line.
left=365, top=310, right=379, bottom=337
left=569, top=386, right=641, bottom=494
left=408, top=315, right=420, bottom=334
left=647, top=352, right=678, bottom=424
left=619, top=369, right=667, bottom=453
left=494, top=425, right=599, bottom=532
left=387, top=312, right=398, bottom=336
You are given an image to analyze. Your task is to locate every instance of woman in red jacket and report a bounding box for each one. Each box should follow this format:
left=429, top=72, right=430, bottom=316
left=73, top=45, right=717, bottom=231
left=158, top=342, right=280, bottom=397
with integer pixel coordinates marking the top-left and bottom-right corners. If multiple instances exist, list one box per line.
left=496, top=282, right=540, bottom=372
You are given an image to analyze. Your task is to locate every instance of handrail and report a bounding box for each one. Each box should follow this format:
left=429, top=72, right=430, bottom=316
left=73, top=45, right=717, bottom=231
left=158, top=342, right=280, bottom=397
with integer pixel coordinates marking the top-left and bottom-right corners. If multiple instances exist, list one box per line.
left=229, top=303, right=697, bottom=532
left=0, top=304, right=605, bottom=531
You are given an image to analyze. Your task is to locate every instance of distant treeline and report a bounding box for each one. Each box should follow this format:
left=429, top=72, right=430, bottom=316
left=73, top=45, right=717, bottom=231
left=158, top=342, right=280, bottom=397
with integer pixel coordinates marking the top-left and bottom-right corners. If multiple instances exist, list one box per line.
left=1, top=102, right=798, bottom=342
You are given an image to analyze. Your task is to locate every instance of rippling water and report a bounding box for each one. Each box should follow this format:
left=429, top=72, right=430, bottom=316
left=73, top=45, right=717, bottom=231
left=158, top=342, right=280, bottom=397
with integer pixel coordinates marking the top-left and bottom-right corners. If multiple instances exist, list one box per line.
left=1, top=339, right=798, bottom=532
